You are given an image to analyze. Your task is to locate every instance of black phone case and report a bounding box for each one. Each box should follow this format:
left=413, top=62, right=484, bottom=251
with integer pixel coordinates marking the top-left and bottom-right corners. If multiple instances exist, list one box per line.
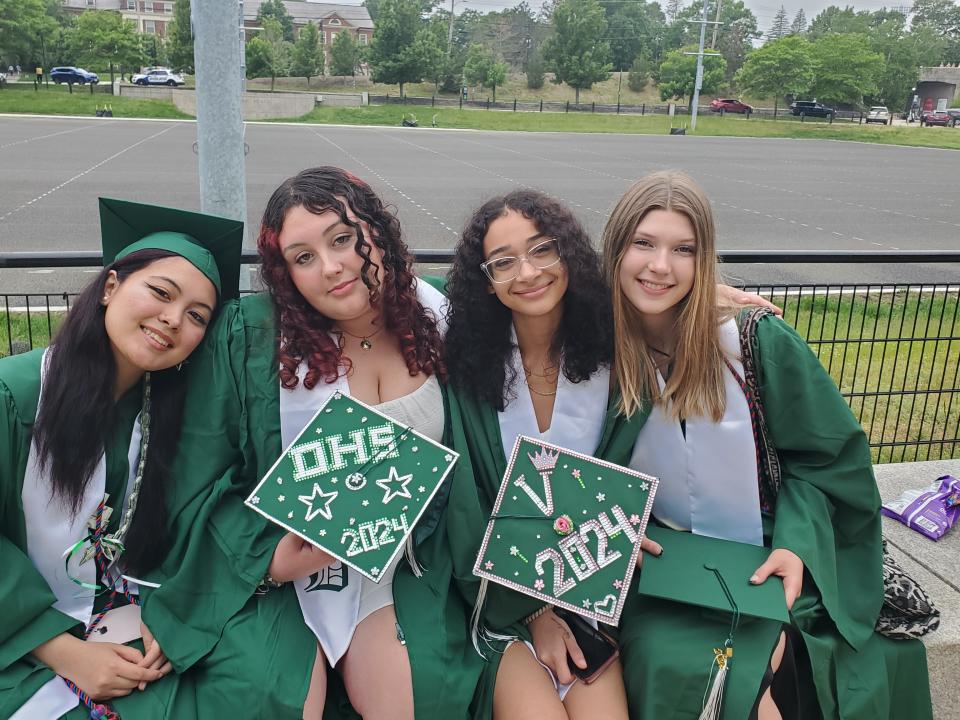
left=553, top=607, right=619, bottom=683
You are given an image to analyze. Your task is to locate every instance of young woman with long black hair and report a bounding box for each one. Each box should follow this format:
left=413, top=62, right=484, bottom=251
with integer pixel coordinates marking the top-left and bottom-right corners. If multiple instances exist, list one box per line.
left=0, top=200, right=241, bottom=718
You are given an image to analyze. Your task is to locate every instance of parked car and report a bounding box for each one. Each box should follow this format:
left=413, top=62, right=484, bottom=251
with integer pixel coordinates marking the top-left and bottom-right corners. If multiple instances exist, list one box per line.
left=709, top=98, right=753, bottom=114
left=131, top=66, right=169, bottom=83
left=50, top=66, right=99, bottom=85
left=923, top=110, right=955, bottom=127
left=947, top=109, right=960, bottom=127
left=865, top=106, right=890, bottom=125
left=136, top=69, right=184, bottom=86
left=0, top=72, right=6, bottom=87
left=789, top=100, right=835, bottom=118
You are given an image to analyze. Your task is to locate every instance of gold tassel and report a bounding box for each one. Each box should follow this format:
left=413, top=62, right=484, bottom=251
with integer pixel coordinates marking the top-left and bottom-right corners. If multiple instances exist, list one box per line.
left=698, top=645, right=733, bottom=720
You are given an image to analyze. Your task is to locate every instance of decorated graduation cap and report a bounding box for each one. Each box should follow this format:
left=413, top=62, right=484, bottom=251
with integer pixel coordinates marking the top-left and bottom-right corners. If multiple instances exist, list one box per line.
left=99, top=197, right=244, bottom=301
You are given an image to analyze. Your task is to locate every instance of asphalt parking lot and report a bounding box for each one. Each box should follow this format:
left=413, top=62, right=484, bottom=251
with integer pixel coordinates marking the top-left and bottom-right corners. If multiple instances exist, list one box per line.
left=1, top=114, right=957, bottom=294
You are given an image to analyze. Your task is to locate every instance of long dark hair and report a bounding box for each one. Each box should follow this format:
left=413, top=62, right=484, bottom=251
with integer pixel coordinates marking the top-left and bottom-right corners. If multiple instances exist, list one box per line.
left=257, top=166, right=445, bottom=389
left=33, top=249, right=204, bottom=574
left=445, top=189, right=613, bottom=410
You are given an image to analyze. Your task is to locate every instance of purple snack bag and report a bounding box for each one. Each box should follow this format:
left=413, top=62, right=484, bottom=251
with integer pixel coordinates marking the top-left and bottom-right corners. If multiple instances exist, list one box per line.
left=881, top=474, right=960, bottom=541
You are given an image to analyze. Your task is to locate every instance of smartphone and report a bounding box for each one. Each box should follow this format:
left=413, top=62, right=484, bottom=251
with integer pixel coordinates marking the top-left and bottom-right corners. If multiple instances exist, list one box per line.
left=553, top=607, right=619, bottom=684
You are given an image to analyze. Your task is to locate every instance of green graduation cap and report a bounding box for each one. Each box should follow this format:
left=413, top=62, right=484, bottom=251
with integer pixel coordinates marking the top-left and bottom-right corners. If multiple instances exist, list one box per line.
left=99, top=197, right=244, bottom=301
left=637, top=524, right=790, bottom=623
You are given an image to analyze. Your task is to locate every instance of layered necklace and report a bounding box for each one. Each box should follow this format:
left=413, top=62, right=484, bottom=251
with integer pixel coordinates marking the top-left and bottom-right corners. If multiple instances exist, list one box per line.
left=523, top=359, right=560, bottom=397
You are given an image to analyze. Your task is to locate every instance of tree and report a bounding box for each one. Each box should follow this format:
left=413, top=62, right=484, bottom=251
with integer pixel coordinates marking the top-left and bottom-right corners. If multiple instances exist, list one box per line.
left=167, top=0, right=193, bottom=73
left=765, top=5, right=790, bottom=41
left=367, top=0, right=423, bottom=96
left=667, top=0, right=759, bottom=78
left=463, top=42, right=507, bottom=101
left=735, top=35, right=815, bottom=114
left=68, top=10, right=143, bottom=83
left=329, top=30, right=358, bottom=76
left=658, top=44, right=725, bottom=109
left=628, top=54, right=652, bottom=91
left=809, top=33, right=882, bottom=107
left=867, top=15, right=945, bottom=108
left=911, top=0, right=960, bottom=63
left=245, top=18, right=291, bottom=91
left=542, top=0, right=612, bottom=104
left=601, top=0, right=666, bottom=70
left=789, top=9, right=807, bottom=35
left=664, top=0, right=683, bottom=23
left=143, top=34, right=168, bottom=70
left=0, top=0, right=60, bottom=69
left=526, top=50, right=545, bottom=89
left=411, top=20, right=447, bottom=89
left=257, top=0, right=295, bottom=42
left=807, top=6, right=872, bottom=41
left=291, top=20, right=323, bottom=85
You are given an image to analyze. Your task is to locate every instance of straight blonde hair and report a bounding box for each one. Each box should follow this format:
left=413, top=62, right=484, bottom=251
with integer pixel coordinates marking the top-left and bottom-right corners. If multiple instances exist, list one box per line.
left=602, top=171, right=730, bottom=421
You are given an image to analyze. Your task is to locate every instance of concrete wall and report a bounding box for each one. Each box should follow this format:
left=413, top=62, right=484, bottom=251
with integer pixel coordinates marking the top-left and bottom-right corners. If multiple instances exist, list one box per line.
left=919, top=66, right=960, bottom=101
left=118, top=85, right=353, bottom=119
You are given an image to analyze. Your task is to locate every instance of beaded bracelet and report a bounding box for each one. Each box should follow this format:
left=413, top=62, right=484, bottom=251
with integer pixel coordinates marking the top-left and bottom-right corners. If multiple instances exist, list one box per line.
left=523, top=604, right=554, bottom=625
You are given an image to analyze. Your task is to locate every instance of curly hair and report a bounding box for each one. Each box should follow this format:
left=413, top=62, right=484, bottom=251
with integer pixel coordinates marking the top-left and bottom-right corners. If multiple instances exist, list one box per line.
left=257, top=167, right=445, bottom=389
left=444, top=189, right=612, bottom=410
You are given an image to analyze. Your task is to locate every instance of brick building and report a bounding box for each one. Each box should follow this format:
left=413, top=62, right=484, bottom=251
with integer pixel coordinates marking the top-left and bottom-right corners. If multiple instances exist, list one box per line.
left=243, top=1, right=374, bottom=68
left=60, top=0, right=175, bottom=37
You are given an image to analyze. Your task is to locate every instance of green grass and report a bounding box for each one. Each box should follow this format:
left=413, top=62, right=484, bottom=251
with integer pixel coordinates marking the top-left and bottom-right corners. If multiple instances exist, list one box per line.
left=289, top=104, right=960, bottom=150
left=768, top=288, right=960, bottom=463
left=3, top=288, right=957, bottom=462
left=0, top=82, right=191, bottom=119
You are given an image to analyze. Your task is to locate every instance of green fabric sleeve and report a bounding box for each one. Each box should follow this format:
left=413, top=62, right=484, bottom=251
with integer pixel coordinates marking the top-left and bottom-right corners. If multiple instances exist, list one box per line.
left=755, top=314, right=883, bottom=650
left=0, top=357, right=81, bottom=672
left=421, top=275, right=447, bottom=294
left=140, top=299, right=281, bottom=672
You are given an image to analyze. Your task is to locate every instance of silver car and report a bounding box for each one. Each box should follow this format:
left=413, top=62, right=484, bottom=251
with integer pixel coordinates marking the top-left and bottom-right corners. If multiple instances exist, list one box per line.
left=866, top=106, right=890, bottom=125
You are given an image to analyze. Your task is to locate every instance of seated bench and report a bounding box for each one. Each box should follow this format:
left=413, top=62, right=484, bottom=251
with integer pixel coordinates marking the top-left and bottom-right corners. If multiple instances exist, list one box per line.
left=874, top=459, right=959, bottom=720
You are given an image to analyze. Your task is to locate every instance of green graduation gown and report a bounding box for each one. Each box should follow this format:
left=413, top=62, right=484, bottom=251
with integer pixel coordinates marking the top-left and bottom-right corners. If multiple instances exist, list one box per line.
left=615, top=313, right=932, bottom=720
left=437, top=375, right=648, bottom=719
left=167, top=291, right=486, bottom=720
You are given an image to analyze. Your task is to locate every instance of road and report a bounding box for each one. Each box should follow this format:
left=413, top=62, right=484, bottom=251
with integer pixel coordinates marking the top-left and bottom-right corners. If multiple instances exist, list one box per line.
left=1, top=115, right=957, bottom=295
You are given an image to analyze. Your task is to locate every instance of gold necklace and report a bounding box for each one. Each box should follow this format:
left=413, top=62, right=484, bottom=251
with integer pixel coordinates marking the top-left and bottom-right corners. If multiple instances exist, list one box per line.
left=336, top=325, right=384, bottom=350
left=527, top=384, right=558, bottom=397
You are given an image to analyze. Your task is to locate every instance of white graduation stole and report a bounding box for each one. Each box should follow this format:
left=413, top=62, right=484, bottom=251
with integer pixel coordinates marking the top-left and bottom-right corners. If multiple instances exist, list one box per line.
left=497, top=335, right=610, bottom=461
left=281, top=279, right=447, bottom=664
left=629, top=319, right=763, bottom=546
left=16, top=348, right=142, bottom=718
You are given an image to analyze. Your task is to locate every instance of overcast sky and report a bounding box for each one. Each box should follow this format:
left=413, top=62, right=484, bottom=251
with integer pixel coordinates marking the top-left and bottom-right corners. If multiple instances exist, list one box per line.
left=326, top=0, right=915, bottom=36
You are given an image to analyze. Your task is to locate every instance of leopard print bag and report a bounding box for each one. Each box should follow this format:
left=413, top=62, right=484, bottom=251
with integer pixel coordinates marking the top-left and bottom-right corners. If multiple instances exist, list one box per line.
left=737, top=307, right=940, bottom=640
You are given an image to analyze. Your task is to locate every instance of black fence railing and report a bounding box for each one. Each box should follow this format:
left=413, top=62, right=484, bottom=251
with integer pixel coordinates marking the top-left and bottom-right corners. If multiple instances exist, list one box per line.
left=369, top=94, right=869, bottom=123
left=2, top=251, right=958, bottom=464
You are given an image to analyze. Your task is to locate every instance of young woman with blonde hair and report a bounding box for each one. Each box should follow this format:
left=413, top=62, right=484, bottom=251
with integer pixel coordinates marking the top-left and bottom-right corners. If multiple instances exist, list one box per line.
left=602, top=170, right=932, bottom=720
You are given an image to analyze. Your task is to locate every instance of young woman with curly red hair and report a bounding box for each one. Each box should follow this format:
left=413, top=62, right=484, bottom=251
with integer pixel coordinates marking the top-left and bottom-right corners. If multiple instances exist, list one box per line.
left=178, top=166, right=492, bottom=720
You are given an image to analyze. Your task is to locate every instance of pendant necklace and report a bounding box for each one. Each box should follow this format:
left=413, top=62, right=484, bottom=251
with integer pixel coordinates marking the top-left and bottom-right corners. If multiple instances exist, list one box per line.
left=336, top=325, right=384, bottom=350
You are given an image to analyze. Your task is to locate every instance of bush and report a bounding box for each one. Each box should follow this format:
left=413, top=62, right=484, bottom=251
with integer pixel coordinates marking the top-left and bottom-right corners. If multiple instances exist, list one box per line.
left=526, top=52, right=545, bottom=90
left=628, top=56, right=652, bottom=92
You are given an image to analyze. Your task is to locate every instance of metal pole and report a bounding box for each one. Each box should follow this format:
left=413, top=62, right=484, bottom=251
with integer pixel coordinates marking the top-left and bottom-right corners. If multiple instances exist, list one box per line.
left=447, top=0, right=455, bottom=56
left=192, top=0, right=248, bottom=243
left=710, top=0, right=723, bottom=49
left=192, top=0, right=247, bottom=220
left=689, top=0, right=709, bottom=131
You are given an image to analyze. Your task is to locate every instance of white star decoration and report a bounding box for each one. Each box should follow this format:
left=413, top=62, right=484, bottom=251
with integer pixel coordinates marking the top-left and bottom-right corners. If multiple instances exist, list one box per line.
left=376, top=466, right=414, bottom=504
left=278, top=495, right=285, bottom=502
left=298, top=483, right=338, bottom=522
left=444, top=454, right=453, bottom=462
left=596, top=493, right=606, bottom=502
left=640, top=481, right=649, bottom=491
left=362, top=499, right=370, bottom=507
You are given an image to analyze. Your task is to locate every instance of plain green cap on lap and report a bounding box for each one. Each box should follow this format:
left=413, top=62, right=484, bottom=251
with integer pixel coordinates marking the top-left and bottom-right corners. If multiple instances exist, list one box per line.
left=99, top=197, right=244, bottom=301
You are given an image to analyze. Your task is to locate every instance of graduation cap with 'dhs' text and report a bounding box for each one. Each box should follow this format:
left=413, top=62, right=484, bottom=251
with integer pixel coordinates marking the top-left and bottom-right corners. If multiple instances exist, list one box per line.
left=99, top=197, right=244, bottom=301
left=245, top=390, right=459, bottom=583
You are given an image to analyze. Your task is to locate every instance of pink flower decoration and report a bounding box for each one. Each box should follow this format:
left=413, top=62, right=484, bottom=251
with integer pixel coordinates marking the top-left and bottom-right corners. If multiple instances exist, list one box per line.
left=553, top=514, right=574, bottom=536
left=629, top=513, right=641, bottom=525
left=534, top=579, right=545, bottom=590
left=484, top=560, right=494, bottom=570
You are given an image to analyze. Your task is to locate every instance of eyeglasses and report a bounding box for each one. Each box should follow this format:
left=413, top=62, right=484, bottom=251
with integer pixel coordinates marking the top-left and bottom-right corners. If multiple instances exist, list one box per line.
left=480, top=238, right=563, bottom=283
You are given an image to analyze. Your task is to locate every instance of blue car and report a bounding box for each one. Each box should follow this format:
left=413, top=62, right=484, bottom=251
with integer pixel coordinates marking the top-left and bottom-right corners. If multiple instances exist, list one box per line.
left=50, top=66, right=99, bottom=85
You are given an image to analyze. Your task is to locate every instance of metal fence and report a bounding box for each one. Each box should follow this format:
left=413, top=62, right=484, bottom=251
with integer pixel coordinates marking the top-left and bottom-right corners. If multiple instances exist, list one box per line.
left=2, top=251, right=958, bottom=464
left=369, top=94, right=870, bottom=123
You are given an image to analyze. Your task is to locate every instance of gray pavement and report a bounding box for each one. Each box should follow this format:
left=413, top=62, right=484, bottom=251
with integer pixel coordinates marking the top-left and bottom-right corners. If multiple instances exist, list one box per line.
left=1, top=115, right=958, bottom=294
left=874, top=459, right=959, bottom=720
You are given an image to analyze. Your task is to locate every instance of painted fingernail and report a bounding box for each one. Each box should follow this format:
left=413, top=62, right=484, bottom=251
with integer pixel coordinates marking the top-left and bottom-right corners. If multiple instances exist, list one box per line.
left=749, top=574, right=759, bottom=583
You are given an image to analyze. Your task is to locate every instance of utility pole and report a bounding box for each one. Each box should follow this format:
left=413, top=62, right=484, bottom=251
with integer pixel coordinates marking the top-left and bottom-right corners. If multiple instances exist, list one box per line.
left=684, top=0, right=722, bottom=131
left=710, top=0, right=723, bottom=49
left=192, top=0, right=247, bottom=244
left=447, top=0, right=455, bottom=56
